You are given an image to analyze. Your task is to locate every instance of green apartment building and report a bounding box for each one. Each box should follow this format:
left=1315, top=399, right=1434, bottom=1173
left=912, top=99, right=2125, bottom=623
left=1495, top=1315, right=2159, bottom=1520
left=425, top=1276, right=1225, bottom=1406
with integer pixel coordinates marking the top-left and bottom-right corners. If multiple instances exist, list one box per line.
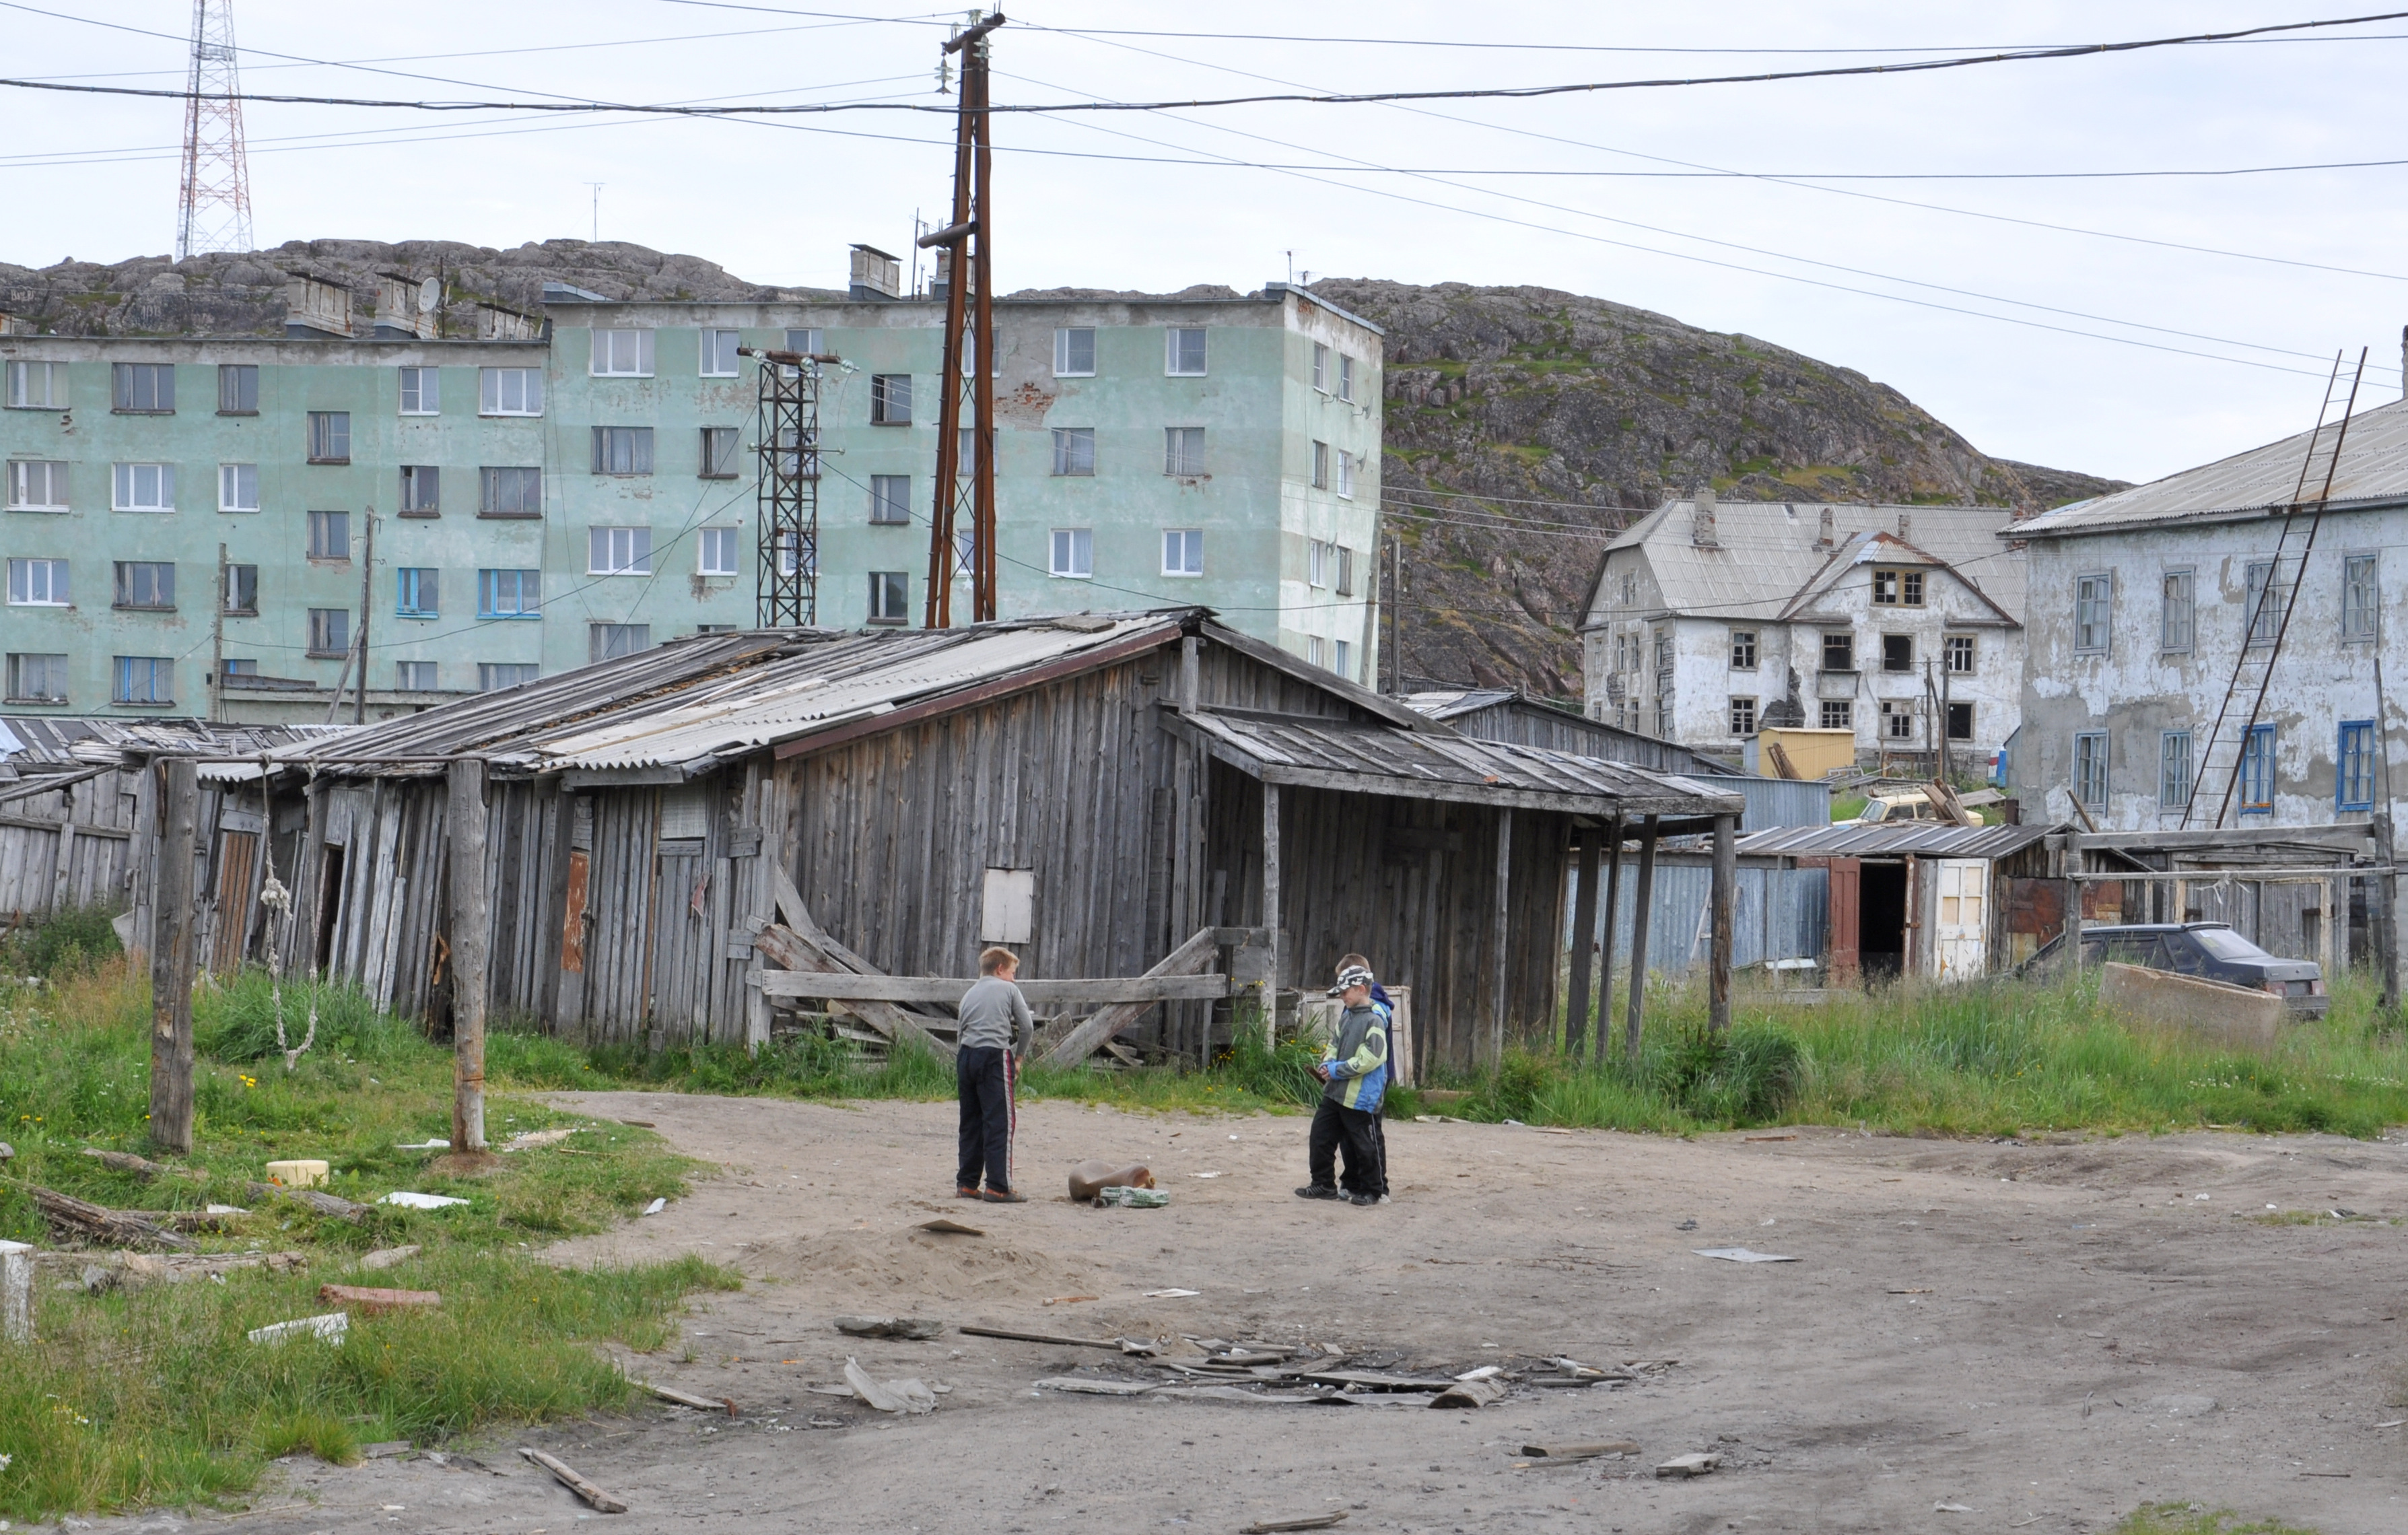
left=1, top=268, right=1383, bottom=720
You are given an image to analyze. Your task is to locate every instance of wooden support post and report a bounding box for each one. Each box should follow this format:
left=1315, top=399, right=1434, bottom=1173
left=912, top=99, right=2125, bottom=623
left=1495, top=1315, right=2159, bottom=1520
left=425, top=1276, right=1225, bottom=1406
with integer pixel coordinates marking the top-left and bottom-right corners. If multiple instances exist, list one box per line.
left=2374, top=813, right=2402, bottom=1018
left=446, top=759, right=488, bottom=1153
left=2064, top=828, right=2085, bottom=973
left=1599, top=814, right=1624, bottom=1059
left=1709, top=812, right=1737, bottom=1034
left=147, top=758, right=199, bottom=1157
left=1261, top=782, right=1280, bottom=1043
left=1622, top=814, right=1660, bottom=1062
left=0, top=1238, right=30, bottom=1344
left=1565, top=824, right=1602, bottom=1060
left=1490, top=809, right=1512, bottom=1067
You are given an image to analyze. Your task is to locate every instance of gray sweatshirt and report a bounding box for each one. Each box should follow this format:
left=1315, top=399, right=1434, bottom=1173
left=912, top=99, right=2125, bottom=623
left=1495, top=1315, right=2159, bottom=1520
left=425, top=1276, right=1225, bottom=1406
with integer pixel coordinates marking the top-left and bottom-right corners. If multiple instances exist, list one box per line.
left=957, top=975, right=1035, bottom=1056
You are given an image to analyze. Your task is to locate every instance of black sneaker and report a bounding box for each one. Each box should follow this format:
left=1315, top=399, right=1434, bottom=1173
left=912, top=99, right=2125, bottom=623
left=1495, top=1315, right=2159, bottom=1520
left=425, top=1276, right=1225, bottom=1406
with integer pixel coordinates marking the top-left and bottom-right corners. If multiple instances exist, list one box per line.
left=1294, top=1185, right=1341, bottom=1200
left=1349, top=1192, right=1381, bottom=1207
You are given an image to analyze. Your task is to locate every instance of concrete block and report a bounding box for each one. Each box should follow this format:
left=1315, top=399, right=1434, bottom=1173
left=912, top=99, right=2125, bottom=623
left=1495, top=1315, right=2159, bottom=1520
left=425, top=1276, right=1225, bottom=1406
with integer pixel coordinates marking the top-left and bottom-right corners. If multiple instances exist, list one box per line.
left=1, top=1238, right=32, bottom=1343
left=265, top=1159, right=330, bottom=1188
left=2098, top=961, right=2283, bottom=1050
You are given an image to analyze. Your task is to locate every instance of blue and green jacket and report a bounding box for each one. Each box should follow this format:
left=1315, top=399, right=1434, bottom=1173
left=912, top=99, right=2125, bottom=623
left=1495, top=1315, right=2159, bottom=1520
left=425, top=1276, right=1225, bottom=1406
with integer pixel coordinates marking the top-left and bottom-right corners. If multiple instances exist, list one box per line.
left=1321, top=1000, right=1390, bottom=1112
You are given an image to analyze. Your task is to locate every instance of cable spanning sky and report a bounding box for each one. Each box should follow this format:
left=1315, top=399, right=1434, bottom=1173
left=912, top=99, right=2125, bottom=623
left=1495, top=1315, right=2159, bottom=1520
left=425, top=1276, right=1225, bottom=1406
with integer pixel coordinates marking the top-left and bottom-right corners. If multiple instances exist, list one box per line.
left=4, top=0, right=2405, bottom=484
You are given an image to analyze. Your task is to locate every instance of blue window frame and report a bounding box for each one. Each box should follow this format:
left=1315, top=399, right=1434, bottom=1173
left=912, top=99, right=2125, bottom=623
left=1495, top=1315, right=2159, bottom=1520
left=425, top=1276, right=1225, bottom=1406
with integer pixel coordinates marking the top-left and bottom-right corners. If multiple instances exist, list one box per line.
left=477, top=568, right=540, bottom=619
left=112, top=655, right=172, bottom=704
left=2238, top=723, right=2275, bottom=814
left=395, top=567, right=438, bottom=618
left=2338, top=720, right=2377, bottom=812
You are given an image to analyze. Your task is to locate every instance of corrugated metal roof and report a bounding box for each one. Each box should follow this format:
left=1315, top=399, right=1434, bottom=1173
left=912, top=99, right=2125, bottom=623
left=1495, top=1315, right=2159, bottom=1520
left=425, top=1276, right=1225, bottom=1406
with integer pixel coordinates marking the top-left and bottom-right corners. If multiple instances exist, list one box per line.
left=1735, top=820, right=2056, bottom=858
left=2013, top=395, right=2408, bottom=539
left=1589, top=500, right=2026, bottom=625
left=0, top=716, right=344, bottom=771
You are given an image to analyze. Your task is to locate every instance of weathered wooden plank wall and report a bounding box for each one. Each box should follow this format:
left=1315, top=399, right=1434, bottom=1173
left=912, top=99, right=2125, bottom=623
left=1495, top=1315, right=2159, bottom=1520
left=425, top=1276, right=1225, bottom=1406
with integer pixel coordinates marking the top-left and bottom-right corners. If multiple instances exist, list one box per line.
left=0, top=769, right=143, bottom=920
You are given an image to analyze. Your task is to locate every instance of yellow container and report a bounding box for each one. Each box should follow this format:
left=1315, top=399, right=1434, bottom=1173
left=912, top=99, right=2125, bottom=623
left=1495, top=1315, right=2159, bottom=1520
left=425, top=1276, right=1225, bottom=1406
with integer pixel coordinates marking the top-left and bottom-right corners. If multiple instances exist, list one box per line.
left=265, top=1159, right=330, bottom=1188
left=1755, top=728, right=1857, bottom=782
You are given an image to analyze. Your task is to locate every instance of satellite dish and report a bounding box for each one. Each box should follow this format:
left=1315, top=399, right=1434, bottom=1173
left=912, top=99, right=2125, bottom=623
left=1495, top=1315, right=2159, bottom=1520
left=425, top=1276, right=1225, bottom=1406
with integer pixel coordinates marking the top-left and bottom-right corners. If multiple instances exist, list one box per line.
left=417, top=277, right=440, bottom=313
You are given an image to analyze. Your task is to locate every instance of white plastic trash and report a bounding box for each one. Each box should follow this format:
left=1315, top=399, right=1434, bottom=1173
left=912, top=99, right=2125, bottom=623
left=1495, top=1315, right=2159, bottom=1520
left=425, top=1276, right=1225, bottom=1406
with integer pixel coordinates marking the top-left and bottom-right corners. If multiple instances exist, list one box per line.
left=378, top=1192, right=470, bottom=1210
left=641, top=1198, right=666, bottom=1216
left=249, top=1312, right=349, bottom=1346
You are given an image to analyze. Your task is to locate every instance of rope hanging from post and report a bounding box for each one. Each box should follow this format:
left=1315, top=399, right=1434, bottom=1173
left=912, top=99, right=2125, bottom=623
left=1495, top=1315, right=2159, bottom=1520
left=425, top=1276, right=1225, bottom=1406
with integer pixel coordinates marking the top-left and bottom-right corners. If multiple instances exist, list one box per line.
left=252, top=753, right=317, bottom=1072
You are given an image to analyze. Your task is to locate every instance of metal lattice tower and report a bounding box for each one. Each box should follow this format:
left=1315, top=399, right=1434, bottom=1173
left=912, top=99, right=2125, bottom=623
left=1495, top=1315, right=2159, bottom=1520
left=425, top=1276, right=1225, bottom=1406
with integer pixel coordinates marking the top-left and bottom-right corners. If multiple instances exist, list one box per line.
left=752, top=351, right=823, bottom=627
left=177, top=0, right=254, bottom=261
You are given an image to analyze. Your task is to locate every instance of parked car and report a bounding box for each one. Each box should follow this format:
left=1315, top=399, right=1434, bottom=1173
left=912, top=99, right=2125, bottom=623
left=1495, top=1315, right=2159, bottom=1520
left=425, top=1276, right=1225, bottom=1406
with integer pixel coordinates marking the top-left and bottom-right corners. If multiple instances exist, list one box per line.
left=2021, top=922, right=2327, bottom=1016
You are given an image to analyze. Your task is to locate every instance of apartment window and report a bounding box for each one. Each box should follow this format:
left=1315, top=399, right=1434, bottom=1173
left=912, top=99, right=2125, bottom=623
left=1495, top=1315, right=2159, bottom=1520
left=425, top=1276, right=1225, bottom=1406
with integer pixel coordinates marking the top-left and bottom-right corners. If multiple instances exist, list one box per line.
left=868, top=571, right=909, bottom=623
left=1054, top=327, right=1096, bottom=377
left=1308, top=636, right=1328, bottom=669
left=1165, top=327, right=1208, bottom=376
left=2343, top=554, right=2380, bottom=642
left=1729, top=629, right=1758, bottom=671
left=1821, top=632, right=1855, bottom=671
left=591, top=426, right=654, bottom=475
left=397, top=366, right=438, bottom=415
left=1165, top=427, right=1205, bottom=477
left=2238, top=723, right=2275, bottom=813
left=590, top=329, right=654, bottom=377
left=2073, top=730, right=2109, bottom=810
left=1882, top=634, right=1914, bottom=673
left=112, top=363, right=174, bottom=413
left=701, top=426, right=741, bottom=479
left=396, top=660, right=438, bottom=691
left=306, top=510, right=349, bottom=560
left=395, top=568, right=438, bottom=617
left=2243, top=560, right=2282, bottom=646
left=218, top=463, right=259, bottom=513
left=8, top=460, right=68, bottom=511
left=479, top=662, right=540, bottom=691
left=1338, top=353, right=1355, bottom=403
left=5, top=361, right=64, bottom=409
left=112, top=561, right=174, bottom=611
left=870, top=374, right=913, bottom=425
left=1334, top=639, right=1354, bottom=680
left=2159, top=568, right=2194, bottom=652
left=1653, top=629, right=1674, bottom=671
left=112, top=463, right=174, bottom=512
left=112, top=656, right=172, bottom=706
left=1311, top=440, right=1330, bottom=489
left=1050, top=528, right=1093, bottom=578
left=1308, top=539, right=1330, bottom=589
left=220, top=660, right=255, bottom=678
left=2073, top=573, right=2112, bottom=652
left=479, top=367, right=543, bottom=416
left=2339, top=720, right=2378, bottom=811
left=1880, top=700, right=1917, bottom=741
left=6, top=557, right=67, bottom=606
left=1163, top=528, right=1203, bottom=577
left=1336, top=545, right=1356, bottom=597
left=1820, top=700, right=1853, bottom=730
left=1043, top=426, right=1098, bottom=478
left=307, top=608, right=351, bottom=658
left=479, top=466, right=543, bottom=518
left=869, top=475, right=912, bottom=525
left=785, top=328, right=823, bottom=356
left=588, top=526, right=652, bottom=576
left=399, top=465, right=440, bottom=516
left=955, top=425, right=984, bottom=478
left=771, top=529, right=813, bottom=580
left=699, top=526, right=740, bottom=577
left=1336, top=450, right=1355, bottom=499
left=223, top=563, right=257, bottom=615
left=1311, top=343, right=1328, bottom=392
left=701, top=329, right=742, bottom=377
left=1938, top=634, right=1973, bottom=675
left=2160, top=730, right=2193, bottom=811
left=1729, top=697, right=1758, bottom=736
left=589, top=623, right=650, bottom=662
left=696, top=624, right=738, bottom=635
left=1946, top=702, right=1974, bottom=741
left=477, top=569, right=540, bottom=618
left=218, top=364, right=259, bottom=414
left=7, top=653, right=69, bottom=703
left=1871, top=568, right=1924, bottom=606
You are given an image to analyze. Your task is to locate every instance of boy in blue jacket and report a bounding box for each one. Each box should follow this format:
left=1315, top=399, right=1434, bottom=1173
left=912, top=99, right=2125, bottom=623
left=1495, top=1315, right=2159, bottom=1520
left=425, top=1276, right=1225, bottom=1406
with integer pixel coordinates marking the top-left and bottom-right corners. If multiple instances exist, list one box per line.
left=1295, top=965, right=1389, bottom=1206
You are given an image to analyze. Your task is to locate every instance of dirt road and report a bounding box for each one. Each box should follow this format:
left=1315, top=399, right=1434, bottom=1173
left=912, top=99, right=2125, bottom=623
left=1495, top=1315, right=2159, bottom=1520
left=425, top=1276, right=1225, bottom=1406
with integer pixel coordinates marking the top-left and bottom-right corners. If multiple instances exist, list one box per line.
left=180, top=1094, right=2407, bottom=1534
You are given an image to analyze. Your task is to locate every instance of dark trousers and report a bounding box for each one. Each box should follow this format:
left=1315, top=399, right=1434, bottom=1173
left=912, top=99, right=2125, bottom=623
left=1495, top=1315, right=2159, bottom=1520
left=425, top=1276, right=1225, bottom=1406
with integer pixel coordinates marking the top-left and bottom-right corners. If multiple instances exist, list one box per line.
left=955, top=1046, right=1017, bottom=1194
left=1308, top=1098, right=1380, bottom=1196
left=1371, top=1106, right=1390, bottom=1197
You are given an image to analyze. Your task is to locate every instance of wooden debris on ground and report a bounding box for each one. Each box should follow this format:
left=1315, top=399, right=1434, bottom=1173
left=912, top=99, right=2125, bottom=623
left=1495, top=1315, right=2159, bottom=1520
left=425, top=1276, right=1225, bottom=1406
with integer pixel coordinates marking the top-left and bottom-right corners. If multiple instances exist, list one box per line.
left=641, top=1381, right=735, bottom=1414
left=1519, top=1440, right=1641, bottom=1462
left=834, top=1314, right=946, bottom=1339
left=519, top=1447, right=627, bottom=1513
left=1655, top=1452, right=1722, bottom=1478
left=248, top=1312, right=348, bottom=1346
left=358, top=1244, right=421, bottom=1270
left=1242, top=1513, right=1348, bottom=1532
left=960, top=1324, right=1122, bottom=1350
left=362, top=1441, right=413, bottom=1459
left=1430, top=1377, right=1507, bottom=1409
left=81, top=1147, right=371, bottom=1222
left=916, top=1218, right=984, bottom=1236
left=318, top=1283, right=440, bottom=1314
left=24, top=1184, right=195, bottom=1251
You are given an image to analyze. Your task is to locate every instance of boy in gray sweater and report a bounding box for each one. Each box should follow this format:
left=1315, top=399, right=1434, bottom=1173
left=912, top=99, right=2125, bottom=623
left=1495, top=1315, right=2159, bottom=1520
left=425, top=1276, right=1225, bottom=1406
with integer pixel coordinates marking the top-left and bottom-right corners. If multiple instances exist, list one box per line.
left=955, top=945, right=1035, bottom=1202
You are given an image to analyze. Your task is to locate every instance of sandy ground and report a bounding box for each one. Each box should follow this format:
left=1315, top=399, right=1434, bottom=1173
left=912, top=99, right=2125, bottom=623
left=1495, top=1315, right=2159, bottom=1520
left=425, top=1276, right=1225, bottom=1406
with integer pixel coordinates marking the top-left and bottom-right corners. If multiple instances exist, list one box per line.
left=100, top=1093, right=2408, bottom=1535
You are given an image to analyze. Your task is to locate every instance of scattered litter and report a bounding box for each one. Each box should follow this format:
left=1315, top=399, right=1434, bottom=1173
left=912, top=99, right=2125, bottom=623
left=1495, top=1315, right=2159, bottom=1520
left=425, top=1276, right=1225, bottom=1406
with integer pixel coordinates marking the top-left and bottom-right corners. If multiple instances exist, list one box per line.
left=1693, top=1248, right=1797, bottom=1264
left=518, top=1447, right=626, bottom=1513
left=843, top=1357, right=937, bottom=1415
left=2194, top=1194, right=2210, bottom=1202
left=1886, top=1288, right=1933, bottom=1295
left=378, top=1192, right=468, bottom=1210
left=1535, top=1128, right=1573, bottom=1136
left=834, top=1315, right=945, bottom=1339
left=617, top=1119, right=656, bottom=1128
left=1242, top=1515, right=1348, bottom=1533
left=918, top=1218, right=986, bottom=1236
left=248, top=1312, right=347, bottom=1347
left=1431, top=1377, right=1505, bottom=1410
left=357, top=1245, right=421, bottom=1272
left=1097, top=1186, right=1169, bottom=1208
left=1034, top=1377, right=1154, bottom=1396
left=318, top=1283, right=439, bottom=1314
left=203, top=1204, right=246, bottom=1216
left=1068, top=1161, right=1155, bottom=1202
left=640, top=1198, right=666, bottom=1217
left=1453, top=1365, right=1503, bottom=1382
left=1654, top=1452, right=1721, bottom=1478
left=641, top=1381, right=735, bottom=1414
left=1675, top=1219, right=1698, bottom=1231
left=394, top=1140, right=449, bottom=1151
left=1040, top=1296, right=1099, bottom=1307
left=2375, top=1419, right=2405, bottom=1429
left=2299, top=1470, right=2351, bottom=1478
left=361, top=1441, right=412, bottom=1459
left=961, top=1324, right=1120, bottom=1349
left=1192, top=1172, right=1223, bottom=1179
left=1520, top=1440, right=1640, bottom=1462
left=1744, top=1134, right=1797, bottom=1142
left=1143, top=1287, right=1200, bottom=1299
left=1934, top=1502, right=1976, bottom=1513
left=500, top=1128, right=579, bottom=1153
left=265, top=1159, right=330, bottom=1189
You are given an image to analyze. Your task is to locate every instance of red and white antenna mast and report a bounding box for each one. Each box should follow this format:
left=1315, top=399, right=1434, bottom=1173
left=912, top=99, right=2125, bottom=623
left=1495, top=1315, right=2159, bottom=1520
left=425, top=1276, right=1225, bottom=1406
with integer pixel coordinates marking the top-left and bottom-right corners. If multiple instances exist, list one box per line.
left=176, top=0, right=254, bottom=260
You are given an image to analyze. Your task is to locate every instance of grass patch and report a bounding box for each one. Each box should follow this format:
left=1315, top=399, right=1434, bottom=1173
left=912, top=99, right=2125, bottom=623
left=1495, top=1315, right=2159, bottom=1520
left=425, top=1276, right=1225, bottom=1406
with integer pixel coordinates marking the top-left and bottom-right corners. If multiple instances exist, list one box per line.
left=2109, top=1503, right=2320, bottom=1535
left=0, top=959, right=731, bottom=1520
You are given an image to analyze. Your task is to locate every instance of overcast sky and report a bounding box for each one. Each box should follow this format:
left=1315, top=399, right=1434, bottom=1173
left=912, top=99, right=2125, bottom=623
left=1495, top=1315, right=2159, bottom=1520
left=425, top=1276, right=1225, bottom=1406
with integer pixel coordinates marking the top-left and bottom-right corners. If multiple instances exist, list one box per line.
left=6, top=1, right=2407, bottom=485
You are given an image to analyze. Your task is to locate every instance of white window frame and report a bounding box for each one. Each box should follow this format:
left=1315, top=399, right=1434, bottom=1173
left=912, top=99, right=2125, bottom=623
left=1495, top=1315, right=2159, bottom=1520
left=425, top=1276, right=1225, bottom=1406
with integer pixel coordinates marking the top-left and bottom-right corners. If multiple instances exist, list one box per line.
left=7, top=460, right=69, bottom=512
left=698, top=525, right=741, bottom=577
left=306, top=411, right=351, bottom=465
left=1336, top=450, right=1355, bottom=500
left=396, top=660, right=439, bottom=691
left=701, top=329, right=743, bottom=378
left=1051, top=427, right=1095, bottom=477
left=479, top=662, right=541, bottom=691
left=112, top=463, right=175, bottom=512
left=2342, top=552, right=2380, bottom=642
left=588, top=623, right=651, bottom=662
left=1729, top=696, right=1758, bottom=737
left=1165, top=327, right=1208, bottom=376
left=700, top=425, right=741, bottom=479
left=1050, top=527, right=1094, bottom=579
left=2074, top=730, right=2110, bottom=810
left=1334, top=638, right=1353, bottom=681
left=1165, top=426, right=1205, bottom=477
left=868, top=474, right=913, bottom=525
left=7, top=557, right=68, bottom=607
left=867, top=570, right=909, bottom=623
left=1729, top=629, right=1758, bottom=671
left=218, top=463, right=259, bottom=513
left=8, top=652, right=70, bottom=703
left=1943, top=633, right=1976, bottom=674
left=785, top=327, right=823, bottom=356
left=2073, top=573, right=2112, bottom=653
left=397, top=366, right=440, bottom=415
left=1308, top=539, right=1329, bottom=590
left=590, top=328, right=655, bottom=378
left=5, top=360, right=64, bottom=410
left=479, top=367, right=543, bottom=417
left=1311, top=440, right=1329, bottom=489
left=1338, top=353, right=1355, bottom=402
left=1307, top=636, right=1327, bottom=669
left=1311, top=343, right=1328, bottom=393
left=1162, top=528, right=1202, bottom=578
left=870, top=373, right=913, bottom=425
left=588, top=525, right=652, bottom=576
left=1054, top=327, right=1096, bottom=378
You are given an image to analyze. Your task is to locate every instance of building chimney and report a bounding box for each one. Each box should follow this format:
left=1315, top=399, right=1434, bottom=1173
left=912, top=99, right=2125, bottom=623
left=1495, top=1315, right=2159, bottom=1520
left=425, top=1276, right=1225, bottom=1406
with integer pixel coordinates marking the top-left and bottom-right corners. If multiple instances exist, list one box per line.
left=1816, top=506, right=1835, bottom=550
left=850, top=243, right=902, bottom=302
left=475, top=302, right=542, bottom=342
left=374, top=274, right=438, bottom=341
left=930, top=247, right=952, bottom=304
left=284, top=275, right=353, bottom=339
left=1896, top=510, right=1912, bottom=543
left=1690, top=484, right=1719, bottom=547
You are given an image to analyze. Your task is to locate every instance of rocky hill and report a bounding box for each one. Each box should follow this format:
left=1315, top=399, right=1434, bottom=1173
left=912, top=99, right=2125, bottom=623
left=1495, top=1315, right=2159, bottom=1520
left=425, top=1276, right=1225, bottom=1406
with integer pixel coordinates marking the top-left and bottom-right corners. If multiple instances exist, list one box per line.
left=0, top=244, right=2124, bottom=695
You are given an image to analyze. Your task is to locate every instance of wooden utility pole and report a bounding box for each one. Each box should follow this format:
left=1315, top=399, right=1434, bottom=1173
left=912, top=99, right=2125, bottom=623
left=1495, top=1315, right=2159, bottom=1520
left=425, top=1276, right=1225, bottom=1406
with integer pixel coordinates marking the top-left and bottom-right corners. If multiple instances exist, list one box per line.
left=1261, top=781, right=1280, bottom=1044
left=448, top=759, right=489, bottom=1153
left=355, top=509, right=374, bottom=724
left=1709, top=812, right=1737, bottom=1033
left=922, top=11, right=1004, bottom=627
left=211, top=542, right=227, bottom=723
left=147, top=758, right=200, bottom=1156
left=1564, top=823, right=1602, bottom=1059
left=1389, top=533, right=1404, bottom=693
left=1490, top=812, right=1512, bottom=1066
left=1598, top=813, right=1624, bottom=1058
left=2374, top=811, right=2402, bottom=1017
left=2063, top=828, right=2086, bottom=974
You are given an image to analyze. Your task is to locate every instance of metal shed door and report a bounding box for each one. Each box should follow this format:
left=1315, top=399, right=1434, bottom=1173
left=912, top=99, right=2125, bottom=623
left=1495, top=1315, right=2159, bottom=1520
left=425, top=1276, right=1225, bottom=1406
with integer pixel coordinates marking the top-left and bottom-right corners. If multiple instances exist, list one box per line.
left=1933, top=858, right=1989, bottom=982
